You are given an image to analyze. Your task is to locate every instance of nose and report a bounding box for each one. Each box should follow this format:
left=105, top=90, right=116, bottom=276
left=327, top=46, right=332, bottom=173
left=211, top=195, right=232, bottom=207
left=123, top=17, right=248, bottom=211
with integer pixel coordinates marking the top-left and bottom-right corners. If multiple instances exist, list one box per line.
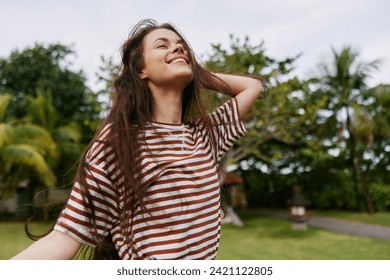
left=173, top=43, right=185, bottom=54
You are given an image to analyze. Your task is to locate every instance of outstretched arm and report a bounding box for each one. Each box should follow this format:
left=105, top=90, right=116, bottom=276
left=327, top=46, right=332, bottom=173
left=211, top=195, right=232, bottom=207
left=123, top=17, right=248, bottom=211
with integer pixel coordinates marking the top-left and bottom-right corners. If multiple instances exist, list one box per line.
left=208, top=73, right=264, bottom=119
left=11, top=230, right=82, bottom=260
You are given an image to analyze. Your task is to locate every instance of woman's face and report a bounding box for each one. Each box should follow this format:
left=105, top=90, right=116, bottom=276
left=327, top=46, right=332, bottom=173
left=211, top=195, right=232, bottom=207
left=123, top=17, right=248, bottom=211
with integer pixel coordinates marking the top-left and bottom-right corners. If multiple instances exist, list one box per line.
left=140, top=28, right=193, bottom=91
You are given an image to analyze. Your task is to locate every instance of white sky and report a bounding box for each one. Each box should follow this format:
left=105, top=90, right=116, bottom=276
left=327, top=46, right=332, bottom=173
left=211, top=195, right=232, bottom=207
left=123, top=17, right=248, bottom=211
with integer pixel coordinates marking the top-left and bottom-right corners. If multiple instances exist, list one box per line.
left=0, top=0, right=389, bottom=91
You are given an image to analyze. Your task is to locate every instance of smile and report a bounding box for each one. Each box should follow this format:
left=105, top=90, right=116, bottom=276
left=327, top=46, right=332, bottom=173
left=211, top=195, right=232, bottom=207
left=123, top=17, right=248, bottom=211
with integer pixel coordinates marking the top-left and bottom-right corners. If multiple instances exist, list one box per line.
left=168, top=57, right=188, bottom=64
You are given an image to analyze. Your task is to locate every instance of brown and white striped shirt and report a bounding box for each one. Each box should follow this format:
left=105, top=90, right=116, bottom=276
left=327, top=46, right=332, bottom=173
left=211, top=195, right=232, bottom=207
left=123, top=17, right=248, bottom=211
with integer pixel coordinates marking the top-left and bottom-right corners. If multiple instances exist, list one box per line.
left=54, top=98, right=246, bottom=259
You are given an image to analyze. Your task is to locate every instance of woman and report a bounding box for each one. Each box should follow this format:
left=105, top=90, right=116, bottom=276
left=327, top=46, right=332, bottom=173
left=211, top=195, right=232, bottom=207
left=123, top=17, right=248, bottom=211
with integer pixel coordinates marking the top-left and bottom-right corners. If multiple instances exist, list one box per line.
left=12, top=19, right=263, bottom=260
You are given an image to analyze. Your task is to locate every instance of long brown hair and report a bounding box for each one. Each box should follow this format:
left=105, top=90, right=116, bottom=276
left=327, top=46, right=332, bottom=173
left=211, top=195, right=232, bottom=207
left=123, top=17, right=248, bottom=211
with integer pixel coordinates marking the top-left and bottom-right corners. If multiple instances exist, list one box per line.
left=23, top=19, right=237, bottom=259
left=70, top=19, right=232, bottom=259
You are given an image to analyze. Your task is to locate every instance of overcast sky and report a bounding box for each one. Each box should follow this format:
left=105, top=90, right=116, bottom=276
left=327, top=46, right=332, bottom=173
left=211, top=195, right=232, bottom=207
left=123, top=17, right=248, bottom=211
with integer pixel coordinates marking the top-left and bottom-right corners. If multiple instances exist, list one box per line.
left=1, top=0, right=389, bottom=91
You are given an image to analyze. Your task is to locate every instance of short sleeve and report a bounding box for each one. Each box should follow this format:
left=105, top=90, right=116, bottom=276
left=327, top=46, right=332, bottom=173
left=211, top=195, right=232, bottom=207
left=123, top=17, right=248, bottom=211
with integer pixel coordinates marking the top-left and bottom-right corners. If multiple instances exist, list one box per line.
left=209, top=98, right=247, bottom=163
left=54, top=129, right=120, bottom=247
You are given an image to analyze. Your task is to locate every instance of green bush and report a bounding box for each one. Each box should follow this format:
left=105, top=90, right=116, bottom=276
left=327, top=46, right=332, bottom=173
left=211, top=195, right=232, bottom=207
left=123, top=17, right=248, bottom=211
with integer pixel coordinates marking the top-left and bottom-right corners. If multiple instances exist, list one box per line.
left=242, top=170, right=293, bottom=209
left=370, top=183, right=390, bottom=211
left=312, top=183, right=359, bottom=210
left=241, top=168, right=361, bottom=211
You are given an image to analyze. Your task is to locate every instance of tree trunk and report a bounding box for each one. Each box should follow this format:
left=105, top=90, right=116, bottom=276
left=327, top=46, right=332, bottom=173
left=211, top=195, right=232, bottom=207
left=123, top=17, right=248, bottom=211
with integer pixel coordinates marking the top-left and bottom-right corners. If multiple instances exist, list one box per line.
left=345, top=107, right=361, bottom=210
left=350, top=156, right=362, bottom=210
left=352, top=153, right=375, bottom=214
left=346, top=107, right=375, bottom=214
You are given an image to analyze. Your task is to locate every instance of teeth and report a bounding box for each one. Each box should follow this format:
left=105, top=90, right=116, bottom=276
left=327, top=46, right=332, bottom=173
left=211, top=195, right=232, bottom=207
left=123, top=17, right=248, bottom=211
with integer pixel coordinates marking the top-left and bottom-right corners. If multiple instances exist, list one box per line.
left=170, top=58, right=186, bottom=64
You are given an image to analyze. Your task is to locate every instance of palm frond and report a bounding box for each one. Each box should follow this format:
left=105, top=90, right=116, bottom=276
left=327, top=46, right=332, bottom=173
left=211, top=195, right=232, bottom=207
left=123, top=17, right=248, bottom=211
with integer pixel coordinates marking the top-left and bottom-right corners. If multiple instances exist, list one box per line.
left=12, top=124, right=58, bottom=160
left=0, top=123, right=12, bottom=150
left=0, top=94, right=12, bottom=121
left=1, top=144, right=56, bottom=188
left=27, top=89, right=58, bottom=130
left=54, top=123, right=82, bottom=143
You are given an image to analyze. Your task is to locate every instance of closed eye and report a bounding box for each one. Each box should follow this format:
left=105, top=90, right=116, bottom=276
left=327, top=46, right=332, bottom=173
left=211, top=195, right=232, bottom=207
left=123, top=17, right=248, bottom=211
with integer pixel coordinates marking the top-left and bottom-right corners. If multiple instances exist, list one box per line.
left=157, top=44, right=168, bottom=49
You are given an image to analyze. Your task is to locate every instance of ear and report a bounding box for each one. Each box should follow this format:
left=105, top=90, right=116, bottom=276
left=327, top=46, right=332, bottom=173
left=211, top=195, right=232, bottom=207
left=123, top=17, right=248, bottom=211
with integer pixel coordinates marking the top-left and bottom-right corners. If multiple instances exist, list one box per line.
left=139, top=71, right=147, bottom=80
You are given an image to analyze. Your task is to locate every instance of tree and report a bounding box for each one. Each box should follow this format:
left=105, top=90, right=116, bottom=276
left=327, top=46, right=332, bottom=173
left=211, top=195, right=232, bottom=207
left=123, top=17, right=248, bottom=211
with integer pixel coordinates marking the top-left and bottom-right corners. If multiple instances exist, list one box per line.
left=0, top=94, right=56, bottom=200
left=361, top=84, right=390, bottom=182
left=95, top=55, right=118, bottom=116
left=205, top=36, right=326, bottom=173
left=26, top=90, right=84, bottom=187
left=1, top=90, right=86, bottom=218
left=311, top=46, right=380, bottom=214
left=203, top=36, right=334, bottom=210
left=0, top=43, right=102, bottom=142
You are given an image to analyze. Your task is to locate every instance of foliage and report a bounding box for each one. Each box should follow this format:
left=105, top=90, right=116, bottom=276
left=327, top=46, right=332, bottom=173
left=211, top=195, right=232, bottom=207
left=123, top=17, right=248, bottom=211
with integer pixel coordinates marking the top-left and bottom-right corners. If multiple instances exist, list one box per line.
left=369, top=184, right=390, bottom=211
left=205, top=36, right=330, bottom=200
left=310, top=46, right=383, bottom=213
left=204, top=38, right=389, bottom=212
left=0, top=94, right=56, bottom=198
left=26, top=90, right=85, bottom=188
left=0, top=43, right=101, bottom=215
left=205, top=36, right=320, bottom=168
left=241, top=169, right=292, bottom=209
left=0, top=43, right=102, bottom=143
left=362, top=84, right=390, bottom=183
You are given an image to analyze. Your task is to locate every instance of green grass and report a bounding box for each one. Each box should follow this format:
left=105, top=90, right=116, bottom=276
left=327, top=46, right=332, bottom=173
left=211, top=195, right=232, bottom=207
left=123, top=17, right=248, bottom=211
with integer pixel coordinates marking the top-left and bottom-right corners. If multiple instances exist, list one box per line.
left=311, top=210, right=390, bottom=227
left=1, top=214, right=390, bottom=260
left=217, top=214, right=390, bottom=260
left=0, top=221, right=53, bottom=259
left=245, top=208, right=390, bottom=227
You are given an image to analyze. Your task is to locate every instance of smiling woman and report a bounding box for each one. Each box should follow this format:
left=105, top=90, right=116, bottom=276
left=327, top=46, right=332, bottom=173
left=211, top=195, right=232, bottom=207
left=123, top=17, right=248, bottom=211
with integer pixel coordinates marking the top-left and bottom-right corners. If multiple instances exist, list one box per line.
left=11, top=19, right=264, bottom=260
left=140, top=28, right=194, bottom=124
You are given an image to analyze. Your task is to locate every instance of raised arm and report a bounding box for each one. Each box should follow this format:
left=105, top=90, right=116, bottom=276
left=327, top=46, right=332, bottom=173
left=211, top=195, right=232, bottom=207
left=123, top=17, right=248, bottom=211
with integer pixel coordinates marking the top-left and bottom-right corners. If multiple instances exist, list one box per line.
left=11, top=230, right=82, bottom=260
left=208, top=73, right=264, bottom=119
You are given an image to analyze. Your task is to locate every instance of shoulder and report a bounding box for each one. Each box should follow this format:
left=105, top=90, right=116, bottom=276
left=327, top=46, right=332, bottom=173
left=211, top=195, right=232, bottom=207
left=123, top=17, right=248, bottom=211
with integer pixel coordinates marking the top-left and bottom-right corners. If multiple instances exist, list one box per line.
left=190, top=98, right=238, bottom=130
left=210, top=98, right=241, bottom=124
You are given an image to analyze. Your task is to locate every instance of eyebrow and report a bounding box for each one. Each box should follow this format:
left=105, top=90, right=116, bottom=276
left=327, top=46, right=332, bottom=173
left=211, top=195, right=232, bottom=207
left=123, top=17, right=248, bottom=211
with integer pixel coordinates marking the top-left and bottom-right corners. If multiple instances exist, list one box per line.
left=152, top=37, right=185, bottom=45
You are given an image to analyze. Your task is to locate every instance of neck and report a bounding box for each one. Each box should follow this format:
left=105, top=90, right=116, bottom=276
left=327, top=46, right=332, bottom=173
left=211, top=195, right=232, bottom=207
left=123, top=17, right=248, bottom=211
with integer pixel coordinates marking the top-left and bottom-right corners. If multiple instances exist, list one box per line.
left=150, top=86, right=183, bottom=124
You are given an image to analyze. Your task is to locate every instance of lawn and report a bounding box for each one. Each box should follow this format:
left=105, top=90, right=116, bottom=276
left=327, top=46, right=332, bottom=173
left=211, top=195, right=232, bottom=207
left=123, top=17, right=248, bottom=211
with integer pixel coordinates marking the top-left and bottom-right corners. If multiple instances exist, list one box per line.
left=1, top=214, right=390, bottom=260
left=217, top=214, right=390, bottom=260
left=0, top=220, right=53, bottom=259
left=311, top=210, right=390, bottom=227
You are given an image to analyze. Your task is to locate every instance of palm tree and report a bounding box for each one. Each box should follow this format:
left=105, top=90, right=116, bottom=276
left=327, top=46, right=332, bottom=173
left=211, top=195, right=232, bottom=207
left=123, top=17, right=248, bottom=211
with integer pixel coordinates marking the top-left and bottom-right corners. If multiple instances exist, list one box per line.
left=25, top=90, right=85, bottom=219
left=0, top=94, right=57, bottom=217
left=313, top=46, right=380, bottom=214
left=26, top=89, right=84, bottom=172
left=1, top=91, right=85, bottom=218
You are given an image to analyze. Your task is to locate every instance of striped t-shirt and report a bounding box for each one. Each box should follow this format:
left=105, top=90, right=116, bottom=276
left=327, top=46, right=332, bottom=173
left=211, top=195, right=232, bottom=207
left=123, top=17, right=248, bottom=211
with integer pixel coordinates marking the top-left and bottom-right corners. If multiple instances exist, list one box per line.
left=54, top=98, right=246, bottom=260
